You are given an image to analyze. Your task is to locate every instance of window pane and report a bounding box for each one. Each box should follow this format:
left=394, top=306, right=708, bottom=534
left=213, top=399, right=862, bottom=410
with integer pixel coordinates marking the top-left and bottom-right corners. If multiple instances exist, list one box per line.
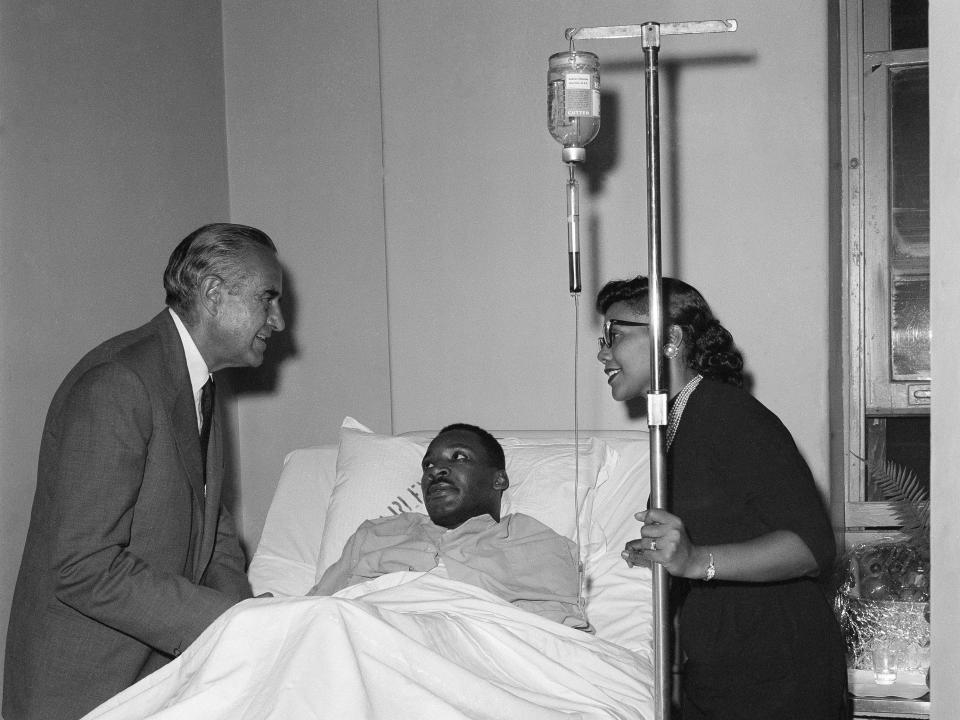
left=889, top=64, right=929, bottom=381
left=891, top=0, right=928, bottom=50
left=865, top=416, right=930, bottom=501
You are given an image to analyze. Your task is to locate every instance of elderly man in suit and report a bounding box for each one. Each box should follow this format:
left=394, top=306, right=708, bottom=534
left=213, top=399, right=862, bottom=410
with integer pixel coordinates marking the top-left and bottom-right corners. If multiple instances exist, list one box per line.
left=3, top=223, right=285, bottom=720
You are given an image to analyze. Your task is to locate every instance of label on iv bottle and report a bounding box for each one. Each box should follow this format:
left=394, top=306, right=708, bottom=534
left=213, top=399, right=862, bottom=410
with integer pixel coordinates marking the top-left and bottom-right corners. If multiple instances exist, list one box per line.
left=564, top=74, right=600, bottom=117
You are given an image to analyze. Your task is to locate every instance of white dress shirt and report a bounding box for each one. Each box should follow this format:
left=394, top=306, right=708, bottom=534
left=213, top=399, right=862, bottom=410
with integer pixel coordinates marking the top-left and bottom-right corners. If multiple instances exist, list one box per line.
left=168, top=308, right=211, bottom=432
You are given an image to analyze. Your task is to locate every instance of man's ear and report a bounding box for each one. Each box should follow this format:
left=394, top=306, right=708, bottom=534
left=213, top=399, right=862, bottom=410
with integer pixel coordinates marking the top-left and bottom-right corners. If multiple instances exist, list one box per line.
left=493, top=470, right=509, bottom=492
left=198, top=275, right=223, bottom=317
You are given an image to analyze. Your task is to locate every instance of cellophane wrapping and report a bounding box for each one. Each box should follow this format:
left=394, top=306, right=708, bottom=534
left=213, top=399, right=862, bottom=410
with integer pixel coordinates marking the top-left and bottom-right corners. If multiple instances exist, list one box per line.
left=834, top=540, right=930, bottom=679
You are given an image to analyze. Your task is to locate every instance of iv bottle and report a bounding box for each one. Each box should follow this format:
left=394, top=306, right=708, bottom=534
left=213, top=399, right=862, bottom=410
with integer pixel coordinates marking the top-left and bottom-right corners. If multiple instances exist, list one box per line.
left=547, top=51, right=601, bottom=163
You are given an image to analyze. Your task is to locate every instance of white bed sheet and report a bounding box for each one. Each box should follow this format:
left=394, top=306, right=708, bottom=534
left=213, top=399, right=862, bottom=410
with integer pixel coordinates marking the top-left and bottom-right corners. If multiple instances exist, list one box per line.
left=81, top=573, right=654, bottom=720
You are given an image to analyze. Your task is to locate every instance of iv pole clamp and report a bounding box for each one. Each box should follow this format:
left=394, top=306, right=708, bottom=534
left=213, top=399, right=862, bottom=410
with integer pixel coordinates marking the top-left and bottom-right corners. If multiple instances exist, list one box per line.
left=563, top=18, right=737, bottom=720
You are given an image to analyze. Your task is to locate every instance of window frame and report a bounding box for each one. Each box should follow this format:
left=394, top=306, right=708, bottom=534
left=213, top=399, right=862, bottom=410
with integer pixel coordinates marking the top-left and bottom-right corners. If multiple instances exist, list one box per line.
left=839, top=0, right=929, bottom=530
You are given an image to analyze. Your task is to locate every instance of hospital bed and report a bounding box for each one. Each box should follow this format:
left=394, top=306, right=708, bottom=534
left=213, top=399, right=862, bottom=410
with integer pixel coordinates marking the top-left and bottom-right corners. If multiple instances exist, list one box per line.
left=82, top=419, right=656, bottom=719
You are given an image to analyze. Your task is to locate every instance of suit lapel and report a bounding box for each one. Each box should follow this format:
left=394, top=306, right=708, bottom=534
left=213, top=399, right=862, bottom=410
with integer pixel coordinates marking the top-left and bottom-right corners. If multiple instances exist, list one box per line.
left=172, top=390, right=207, bottom=505
left=155, top=312, right=207, bottom=510
left=154, top=311, right=230, bottom=583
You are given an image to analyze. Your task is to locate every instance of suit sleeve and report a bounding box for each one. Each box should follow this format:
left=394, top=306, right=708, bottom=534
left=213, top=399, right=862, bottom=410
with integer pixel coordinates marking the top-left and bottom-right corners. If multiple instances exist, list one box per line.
left=201, top=503, right=253, bottom=600
left=52, top=363, right=240, bottom=656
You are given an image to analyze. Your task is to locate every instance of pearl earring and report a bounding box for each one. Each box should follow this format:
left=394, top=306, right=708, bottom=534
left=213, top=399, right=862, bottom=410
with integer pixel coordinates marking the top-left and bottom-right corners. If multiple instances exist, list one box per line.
left=664, top=343, right=679, bottom=359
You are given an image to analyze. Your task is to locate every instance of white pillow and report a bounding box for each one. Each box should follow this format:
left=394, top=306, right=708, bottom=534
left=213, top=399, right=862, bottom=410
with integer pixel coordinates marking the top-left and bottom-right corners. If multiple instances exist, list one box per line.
left=584, top=437, right=653, bottom=655
left=248, top=446, right=339, bottom=597
left=497, top=435, right=609, bottom=545
left=315, top=418, right=611, bottom=579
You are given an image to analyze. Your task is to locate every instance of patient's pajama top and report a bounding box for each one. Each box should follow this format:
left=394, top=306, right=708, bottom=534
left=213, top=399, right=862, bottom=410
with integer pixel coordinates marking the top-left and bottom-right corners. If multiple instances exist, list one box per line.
left=669, top=378, right=848, bottom=720
left=311, top=512, right=588, bottom=629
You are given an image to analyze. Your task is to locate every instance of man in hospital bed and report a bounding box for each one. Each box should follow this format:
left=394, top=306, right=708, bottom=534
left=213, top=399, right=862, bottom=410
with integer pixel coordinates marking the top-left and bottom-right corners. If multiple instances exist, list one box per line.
left=309, top=422, right=590, bottom=630
left=79, top=424, right=654, bottom=719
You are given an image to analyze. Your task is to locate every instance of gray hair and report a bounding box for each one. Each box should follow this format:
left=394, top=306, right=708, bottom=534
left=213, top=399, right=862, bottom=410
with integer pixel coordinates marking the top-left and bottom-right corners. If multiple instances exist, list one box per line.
left=163, top=223, right=277, bottom=317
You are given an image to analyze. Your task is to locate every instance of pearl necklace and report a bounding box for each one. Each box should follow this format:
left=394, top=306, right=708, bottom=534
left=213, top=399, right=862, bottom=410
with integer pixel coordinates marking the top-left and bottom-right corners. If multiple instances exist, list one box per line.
left=666, top=374, right=703, bottom=451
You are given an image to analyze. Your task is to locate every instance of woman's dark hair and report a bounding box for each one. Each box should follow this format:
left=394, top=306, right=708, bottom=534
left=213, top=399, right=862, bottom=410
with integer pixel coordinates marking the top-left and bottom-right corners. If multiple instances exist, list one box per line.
left=596, top=276, right=744, bottom=387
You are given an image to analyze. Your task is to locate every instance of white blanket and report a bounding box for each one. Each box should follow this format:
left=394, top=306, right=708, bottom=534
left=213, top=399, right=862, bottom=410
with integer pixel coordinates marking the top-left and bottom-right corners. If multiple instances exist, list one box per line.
left=82, top=573, right=653, bottom=720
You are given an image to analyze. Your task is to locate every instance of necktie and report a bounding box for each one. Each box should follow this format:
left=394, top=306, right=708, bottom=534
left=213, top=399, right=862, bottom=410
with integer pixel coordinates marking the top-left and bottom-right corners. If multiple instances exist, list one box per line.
left=199, top=377, right=215, bottom=479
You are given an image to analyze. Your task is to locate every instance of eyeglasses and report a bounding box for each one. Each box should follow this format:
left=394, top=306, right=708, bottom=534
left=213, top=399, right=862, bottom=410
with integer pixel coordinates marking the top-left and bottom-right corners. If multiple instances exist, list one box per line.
left=598, top=319, right=649, bottom=350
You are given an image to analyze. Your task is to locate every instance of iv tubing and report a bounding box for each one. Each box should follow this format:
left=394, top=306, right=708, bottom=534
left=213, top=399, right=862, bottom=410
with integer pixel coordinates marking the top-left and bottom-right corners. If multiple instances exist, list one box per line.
left=572, top=292, right=586, bottom=621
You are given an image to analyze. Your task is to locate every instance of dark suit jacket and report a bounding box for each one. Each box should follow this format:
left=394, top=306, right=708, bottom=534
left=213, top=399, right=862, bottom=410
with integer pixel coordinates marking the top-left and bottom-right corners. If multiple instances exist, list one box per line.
left=3, top=310, right=252, bottom=720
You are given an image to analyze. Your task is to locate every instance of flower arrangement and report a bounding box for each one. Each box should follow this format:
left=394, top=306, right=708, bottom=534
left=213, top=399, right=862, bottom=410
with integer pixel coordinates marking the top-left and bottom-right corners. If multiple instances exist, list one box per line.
left=833, top=460, right=930, bottom=694
left=847, top=541, right=929, bottom=603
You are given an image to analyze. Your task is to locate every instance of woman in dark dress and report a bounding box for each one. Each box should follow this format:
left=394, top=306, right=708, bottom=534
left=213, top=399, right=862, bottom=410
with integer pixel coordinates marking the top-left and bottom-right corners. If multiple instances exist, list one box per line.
left=596, top=276, right=847, bottom=720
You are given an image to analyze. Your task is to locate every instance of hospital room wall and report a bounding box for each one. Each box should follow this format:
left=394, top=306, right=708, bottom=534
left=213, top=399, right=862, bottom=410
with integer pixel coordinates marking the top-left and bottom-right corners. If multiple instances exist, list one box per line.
left=219, top=2, right=836, bottom=539
left=219, top=0, right=392, bottom=556
left=376, top=2, right=835, bottom=485
left=0, top=0, right=232, bottom=704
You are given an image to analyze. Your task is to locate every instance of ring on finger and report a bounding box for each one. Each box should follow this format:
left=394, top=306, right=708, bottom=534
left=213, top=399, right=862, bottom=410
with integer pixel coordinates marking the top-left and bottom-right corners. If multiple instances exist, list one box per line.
left=649, top=539, right=658, bottom=552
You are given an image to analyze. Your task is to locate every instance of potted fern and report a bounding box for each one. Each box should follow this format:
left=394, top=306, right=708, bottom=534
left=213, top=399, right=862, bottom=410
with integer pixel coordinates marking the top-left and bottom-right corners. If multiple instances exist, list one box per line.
left=871, top=460, right=930, bottom=557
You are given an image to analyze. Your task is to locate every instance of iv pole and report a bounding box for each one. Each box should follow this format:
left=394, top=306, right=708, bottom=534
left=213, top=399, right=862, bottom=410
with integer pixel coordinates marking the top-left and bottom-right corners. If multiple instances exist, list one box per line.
left=564, top=19, right=737, bottom=720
